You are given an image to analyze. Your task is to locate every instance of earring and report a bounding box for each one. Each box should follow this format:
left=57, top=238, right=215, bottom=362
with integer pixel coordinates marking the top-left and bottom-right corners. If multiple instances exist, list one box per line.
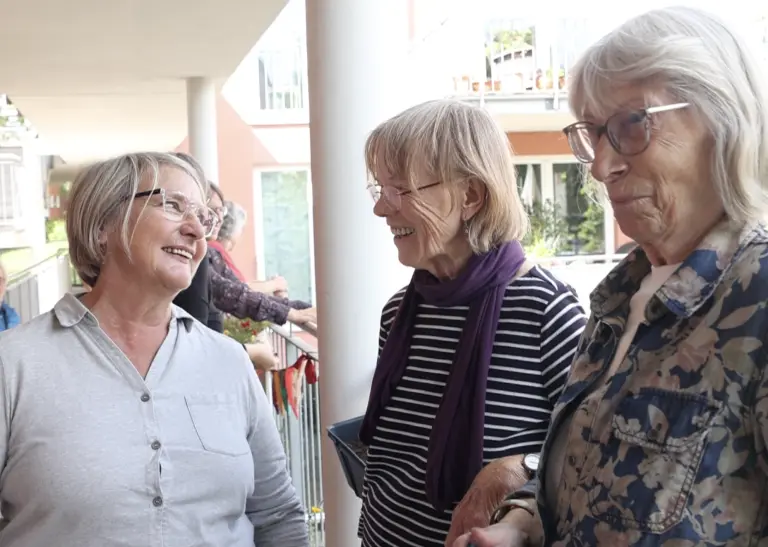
left=463, top=218, right=470, bottom=235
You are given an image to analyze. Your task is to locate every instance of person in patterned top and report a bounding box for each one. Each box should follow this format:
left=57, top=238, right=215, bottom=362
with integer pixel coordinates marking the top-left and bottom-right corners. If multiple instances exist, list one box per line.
left=460, top=6, right=768, bottom=547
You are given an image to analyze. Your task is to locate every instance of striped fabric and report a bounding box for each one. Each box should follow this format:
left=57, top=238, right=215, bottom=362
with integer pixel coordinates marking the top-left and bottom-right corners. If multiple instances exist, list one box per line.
left=359, top=265, right=587, bottom=546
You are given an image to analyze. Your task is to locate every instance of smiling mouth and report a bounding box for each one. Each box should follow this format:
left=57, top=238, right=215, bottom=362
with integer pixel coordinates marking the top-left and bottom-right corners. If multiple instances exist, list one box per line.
left=390, top=227, right=415, bottom=239
left=162, top=246, right=193, bottom=260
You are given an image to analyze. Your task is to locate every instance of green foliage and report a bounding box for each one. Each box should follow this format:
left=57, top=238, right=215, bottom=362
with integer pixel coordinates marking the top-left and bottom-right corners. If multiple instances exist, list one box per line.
left=577, top=195, right=605, bottom=254
left=222, top=316, right=269, bottom=344
left=522, top=200, right=569, bottom=258
left=45, top=219, right=67, bottom=242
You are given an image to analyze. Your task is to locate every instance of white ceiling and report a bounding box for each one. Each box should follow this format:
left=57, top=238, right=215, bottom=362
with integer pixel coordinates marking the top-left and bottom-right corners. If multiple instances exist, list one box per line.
left=0, top=0, right=287, bottom=163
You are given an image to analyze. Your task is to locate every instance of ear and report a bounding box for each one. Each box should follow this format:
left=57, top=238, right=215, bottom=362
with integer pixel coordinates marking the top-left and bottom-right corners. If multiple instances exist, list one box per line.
left=97, top=226, right=109, bottom=246
left=461, top=179, right=486, bottom=221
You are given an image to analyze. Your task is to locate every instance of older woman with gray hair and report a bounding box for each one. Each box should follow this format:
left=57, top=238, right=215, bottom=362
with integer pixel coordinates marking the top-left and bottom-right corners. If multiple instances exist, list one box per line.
left=0, top=152, right=308, bottom=547
left=358, top=99, right=586, bottom=547
left=217, top=200, right=247, bottom=250
left=460, top=6, right=768, bottom=547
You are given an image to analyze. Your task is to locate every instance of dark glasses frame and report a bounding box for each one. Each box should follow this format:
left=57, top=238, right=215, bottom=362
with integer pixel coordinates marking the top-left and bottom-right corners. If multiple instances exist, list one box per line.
left=563, top=102, right=690, bottom=163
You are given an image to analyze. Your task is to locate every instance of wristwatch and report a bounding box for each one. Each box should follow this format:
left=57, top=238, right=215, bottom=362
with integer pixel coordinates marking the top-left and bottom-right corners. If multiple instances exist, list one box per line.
left=488, top=453, right=541, bottom=525
left=522, top=453, right=541, bottom=478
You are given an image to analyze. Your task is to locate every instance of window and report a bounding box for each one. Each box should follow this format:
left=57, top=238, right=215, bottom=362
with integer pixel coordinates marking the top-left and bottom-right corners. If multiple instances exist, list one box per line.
left=0, top=161, right=22, bottom=226
left=515, top=163, right=541, bottom=204
left=254, top=170, right=314, bottom=304
left=553, top=163, right=604, bottom=254
left=258, top=41, right=307, bottom=111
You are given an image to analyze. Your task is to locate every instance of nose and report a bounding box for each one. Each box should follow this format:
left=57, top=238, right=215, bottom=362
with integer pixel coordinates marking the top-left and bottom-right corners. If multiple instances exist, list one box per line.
left=181, top=213, right=206, bottom=240
left=590, top=135, right=628, bottom=184
left=373, top=197, right=393, bottom=218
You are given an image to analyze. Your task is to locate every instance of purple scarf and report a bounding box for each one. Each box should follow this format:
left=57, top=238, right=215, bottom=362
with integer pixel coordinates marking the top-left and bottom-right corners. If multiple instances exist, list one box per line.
left=359, top=241, right=526, bottom=512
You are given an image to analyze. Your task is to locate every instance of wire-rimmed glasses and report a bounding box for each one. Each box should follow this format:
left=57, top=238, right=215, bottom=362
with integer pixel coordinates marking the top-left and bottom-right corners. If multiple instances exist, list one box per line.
left=135, top=188, right=217, bottom=237
left=563, top=103, right=690, bottom=163
left=366, top=181, right=442, bottom=211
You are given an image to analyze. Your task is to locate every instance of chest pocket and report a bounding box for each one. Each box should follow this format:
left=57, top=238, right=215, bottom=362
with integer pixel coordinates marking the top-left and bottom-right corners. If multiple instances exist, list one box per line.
left=185, top=395, right=250, bottom=457
left=582, top=388, right=721, bottom=534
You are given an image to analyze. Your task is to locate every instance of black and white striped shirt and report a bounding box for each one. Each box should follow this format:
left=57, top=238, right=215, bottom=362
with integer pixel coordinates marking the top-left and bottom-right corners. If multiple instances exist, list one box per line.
left=358, top=265, right=587, bottom=547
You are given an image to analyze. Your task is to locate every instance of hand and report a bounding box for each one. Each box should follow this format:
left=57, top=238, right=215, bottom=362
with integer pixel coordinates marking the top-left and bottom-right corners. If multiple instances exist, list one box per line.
left=445, top=456, right=529, bottom=546
left=244, top=342, right=279, bottom=372
left=452, top=521, right=529, bottom=547
left=268, top=275, right=288, bottom=294
left=287, top=307, right=316, bottom=325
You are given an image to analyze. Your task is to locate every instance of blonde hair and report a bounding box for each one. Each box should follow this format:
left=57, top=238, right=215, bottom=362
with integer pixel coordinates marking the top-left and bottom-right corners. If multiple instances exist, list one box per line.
left=569, top=6, right=768, bottom=223
left=67, top=152, right=207, bottom=287
left=364, top=99, right=527, bottom=253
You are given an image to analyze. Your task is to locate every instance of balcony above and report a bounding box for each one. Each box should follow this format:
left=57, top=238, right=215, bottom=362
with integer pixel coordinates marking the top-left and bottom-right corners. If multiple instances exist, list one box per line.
left=0, top=0, right=289, bottom=163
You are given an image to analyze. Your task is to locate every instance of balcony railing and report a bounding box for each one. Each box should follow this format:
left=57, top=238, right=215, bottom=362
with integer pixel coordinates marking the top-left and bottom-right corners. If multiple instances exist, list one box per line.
left=448, top=72, right=567, bottom=99
left=5, top=250, right=72, bottom=322
left=264, top=322, right=325, bottom=547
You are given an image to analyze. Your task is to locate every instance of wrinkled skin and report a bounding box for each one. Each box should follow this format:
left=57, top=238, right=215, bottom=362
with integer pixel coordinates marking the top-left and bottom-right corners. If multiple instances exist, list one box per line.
left=445, top=455, right=529, bottom=546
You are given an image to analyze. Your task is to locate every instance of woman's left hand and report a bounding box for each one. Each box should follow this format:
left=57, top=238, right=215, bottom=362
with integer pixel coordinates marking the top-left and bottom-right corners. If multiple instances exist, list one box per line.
left=444, top=455, right=529, bottom=547
left=244, top=342, right=280, bottom=372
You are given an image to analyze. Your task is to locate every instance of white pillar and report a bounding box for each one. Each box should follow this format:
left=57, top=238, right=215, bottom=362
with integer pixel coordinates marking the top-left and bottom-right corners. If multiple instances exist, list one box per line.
left=185, top=77, right=219, bottom=182
left=306, top=1, right=413, bottom=546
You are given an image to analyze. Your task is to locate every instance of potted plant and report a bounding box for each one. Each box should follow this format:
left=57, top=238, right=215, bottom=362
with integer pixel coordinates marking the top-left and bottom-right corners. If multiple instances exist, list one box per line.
left=222, top=316, right=269, bottom=344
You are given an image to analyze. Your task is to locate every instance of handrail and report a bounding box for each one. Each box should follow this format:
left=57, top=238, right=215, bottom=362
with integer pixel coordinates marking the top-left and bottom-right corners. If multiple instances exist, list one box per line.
left=269, top=322, right=318, bottom=359
left=7, top=249, right=70, bottom=286
left=298, top=321, right=317, bottom=337
left=534, top=253, right=627, bottom=267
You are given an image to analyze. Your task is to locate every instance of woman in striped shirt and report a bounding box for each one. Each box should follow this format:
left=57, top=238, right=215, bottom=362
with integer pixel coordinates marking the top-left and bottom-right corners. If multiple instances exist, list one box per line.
left=358, top=99, right=587, bottom=546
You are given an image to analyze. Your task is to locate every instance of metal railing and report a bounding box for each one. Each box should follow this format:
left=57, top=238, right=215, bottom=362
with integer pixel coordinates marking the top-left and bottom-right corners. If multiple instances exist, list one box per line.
left=263, top=322, right=325, bottom=547
left=533, top=253, right=626, bottom=311
left=5, top=250, right=72, bottom=322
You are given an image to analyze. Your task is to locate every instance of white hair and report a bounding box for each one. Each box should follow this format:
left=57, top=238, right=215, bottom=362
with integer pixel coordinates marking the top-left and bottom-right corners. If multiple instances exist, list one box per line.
left=217, top=201, right=247, bottom=243
left=365, top=99, right=528, bottom=252
left=67, top=152, right=207, bottom=287
left=569, top=6, right=768, bottom=224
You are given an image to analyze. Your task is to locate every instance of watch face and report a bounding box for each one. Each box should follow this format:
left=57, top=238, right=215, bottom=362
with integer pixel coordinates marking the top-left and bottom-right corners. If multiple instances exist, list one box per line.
left=523, top=453, right=541, bottom=473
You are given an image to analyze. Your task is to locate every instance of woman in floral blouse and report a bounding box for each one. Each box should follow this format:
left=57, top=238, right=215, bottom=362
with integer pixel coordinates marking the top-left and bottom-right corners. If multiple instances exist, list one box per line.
left=206, top=187, right=316, bottom=327
left=460, top=6, right=768, bottom=547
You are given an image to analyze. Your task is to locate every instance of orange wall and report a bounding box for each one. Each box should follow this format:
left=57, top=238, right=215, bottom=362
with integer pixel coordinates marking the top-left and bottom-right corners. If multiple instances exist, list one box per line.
left=177, top=97, right=259, bottom=280
left=507, top=131, right=572, bottom=156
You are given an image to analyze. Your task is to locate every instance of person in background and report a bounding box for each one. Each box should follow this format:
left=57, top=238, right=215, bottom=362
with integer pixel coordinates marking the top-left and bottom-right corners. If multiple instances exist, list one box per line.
left=169, top=155, right=280, bottom=372
left=0, top=151, right=308, bottom=547
left=0, top=261, right=20, bottom=331
left=206, top=188, right=316, bottom=327
left=211, top=200, right=289, bottom=297
left=358, top=99, right=586, bottom=547
left=460, top=6, right=768, bottom=547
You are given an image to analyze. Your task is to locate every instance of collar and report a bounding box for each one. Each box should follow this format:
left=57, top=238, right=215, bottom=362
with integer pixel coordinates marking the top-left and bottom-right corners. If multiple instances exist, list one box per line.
left=53, top=292, right=195, bottom=332
left=590, top=219, right=767, bottom=321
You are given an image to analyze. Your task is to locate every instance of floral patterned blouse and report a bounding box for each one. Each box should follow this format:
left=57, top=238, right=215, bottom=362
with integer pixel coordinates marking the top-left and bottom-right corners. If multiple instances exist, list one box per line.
left=508, top=219, right=768, bottom=546
left=208, top=248, right=311, bottom=325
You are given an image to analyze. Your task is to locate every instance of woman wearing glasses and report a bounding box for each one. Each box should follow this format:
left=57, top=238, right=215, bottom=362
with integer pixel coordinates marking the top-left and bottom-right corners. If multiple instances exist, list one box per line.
left=459, top=6, right=768, bottom=547
left=357, top=99, right=587, bottom=546
left=0, top=152, right=308, bottom=547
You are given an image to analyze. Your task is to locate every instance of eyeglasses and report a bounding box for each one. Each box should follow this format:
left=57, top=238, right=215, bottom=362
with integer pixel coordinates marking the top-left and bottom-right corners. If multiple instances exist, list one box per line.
left=367, top=181, right=442, bottom=211
left=210, top=204, right=228, bottom=223
left=134, top=188, right=217, bottom=238
left=563, top=103, right=690, bottom=163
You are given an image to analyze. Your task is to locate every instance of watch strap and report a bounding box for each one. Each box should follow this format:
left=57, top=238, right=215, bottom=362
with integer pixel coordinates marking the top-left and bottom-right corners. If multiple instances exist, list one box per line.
left=489, top=498, right=535, bottom=525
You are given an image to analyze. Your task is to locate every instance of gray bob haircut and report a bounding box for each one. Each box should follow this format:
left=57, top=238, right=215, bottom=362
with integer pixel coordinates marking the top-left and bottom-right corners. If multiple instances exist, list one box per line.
left=364, top=99, right=528, bottom=252
left=67, top=151, right=208, bottom=287
left=217, top=200, right=247, bottom=242
left=569, top=6, right=768, bottom=224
